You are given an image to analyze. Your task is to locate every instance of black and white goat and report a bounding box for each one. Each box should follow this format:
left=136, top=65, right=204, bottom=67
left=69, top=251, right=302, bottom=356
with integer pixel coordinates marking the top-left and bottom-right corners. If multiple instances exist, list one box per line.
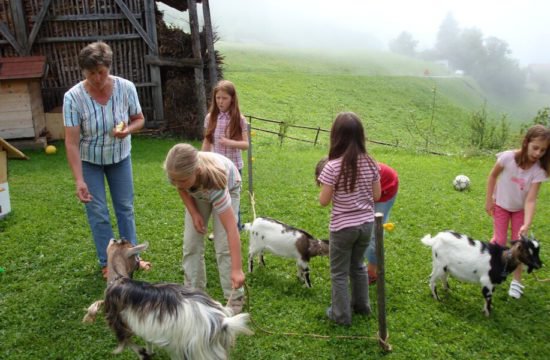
left=83, top=239, right=252, bottom=359
left=421, top=231, right=542, bottom=316
left=245, top=217, right=329, bottom=288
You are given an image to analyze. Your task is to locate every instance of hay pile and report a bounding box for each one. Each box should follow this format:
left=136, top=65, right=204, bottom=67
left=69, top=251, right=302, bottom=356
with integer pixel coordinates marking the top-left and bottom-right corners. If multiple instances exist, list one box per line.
left=156, top=6, right=223, bottom=139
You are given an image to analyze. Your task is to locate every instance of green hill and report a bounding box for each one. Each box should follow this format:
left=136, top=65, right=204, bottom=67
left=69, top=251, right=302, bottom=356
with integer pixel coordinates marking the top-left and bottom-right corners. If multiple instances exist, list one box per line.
left=217, top=42, right=547, bottom=153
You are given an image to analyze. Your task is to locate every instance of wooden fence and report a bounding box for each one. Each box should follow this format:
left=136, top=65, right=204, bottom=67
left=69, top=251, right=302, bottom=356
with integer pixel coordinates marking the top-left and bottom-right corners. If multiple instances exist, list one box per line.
left=246, top=115, right=330, bottom=146
left=246, top=115, right=419, bottom=152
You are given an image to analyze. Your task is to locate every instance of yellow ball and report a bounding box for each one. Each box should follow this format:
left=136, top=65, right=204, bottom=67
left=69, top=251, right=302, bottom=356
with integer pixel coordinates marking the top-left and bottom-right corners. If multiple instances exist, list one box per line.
left=45, top=145, right=57, bottom=155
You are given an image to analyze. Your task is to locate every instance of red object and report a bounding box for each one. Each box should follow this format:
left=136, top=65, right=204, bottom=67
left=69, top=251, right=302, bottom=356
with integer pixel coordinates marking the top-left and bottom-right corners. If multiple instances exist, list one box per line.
left=0, top=56, right=47, bottom=80
left=379, top=163, right=399, bottom=202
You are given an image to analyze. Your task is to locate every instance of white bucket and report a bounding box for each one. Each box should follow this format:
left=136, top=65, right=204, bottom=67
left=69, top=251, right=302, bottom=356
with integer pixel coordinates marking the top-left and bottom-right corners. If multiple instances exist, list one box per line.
left=0, top=182, right=11, bottom=219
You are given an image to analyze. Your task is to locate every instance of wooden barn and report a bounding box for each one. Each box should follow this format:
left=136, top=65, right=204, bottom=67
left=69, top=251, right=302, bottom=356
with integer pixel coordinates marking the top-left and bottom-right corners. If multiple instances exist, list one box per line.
left=0, top=0, right=221, bottom=142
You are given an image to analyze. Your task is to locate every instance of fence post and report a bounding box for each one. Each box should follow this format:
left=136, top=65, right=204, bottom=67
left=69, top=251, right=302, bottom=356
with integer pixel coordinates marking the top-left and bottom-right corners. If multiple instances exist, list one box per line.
left=247, top=120, right=253, bottom=196
left=314, top=126, right=321, bottom=146
left=278, top=121, right=285, bottom=147
left=375, top=212, right=392, bottom=352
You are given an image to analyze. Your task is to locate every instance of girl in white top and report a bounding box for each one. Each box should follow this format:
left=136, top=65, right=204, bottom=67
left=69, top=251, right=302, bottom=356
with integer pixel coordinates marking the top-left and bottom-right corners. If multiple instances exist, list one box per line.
left=486, top=124, right=550, bottom=298
left=164, top=143, right=246, bottom=314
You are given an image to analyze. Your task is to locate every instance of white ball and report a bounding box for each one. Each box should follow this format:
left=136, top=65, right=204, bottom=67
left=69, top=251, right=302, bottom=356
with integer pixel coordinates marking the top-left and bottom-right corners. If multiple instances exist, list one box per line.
left=453, top=175, right=470, bottom=191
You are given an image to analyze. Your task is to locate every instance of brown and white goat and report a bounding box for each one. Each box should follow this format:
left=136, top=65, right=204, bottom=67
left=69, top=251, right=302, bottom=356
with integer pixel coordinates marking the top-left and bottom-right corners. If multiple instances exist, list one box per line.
left=421, top=231, right=542, bottom=316
left=245, top=217, right=329, bottom=288
left=83, top=239, right=252, bottom=360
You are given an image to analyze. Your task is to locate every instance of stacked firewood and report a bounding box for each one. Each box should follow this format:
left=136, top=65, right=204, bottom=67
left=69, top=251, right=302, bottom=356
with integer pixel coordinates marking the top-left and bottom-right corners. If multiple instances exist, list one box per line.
left=156, top=8, right=224, bottom=139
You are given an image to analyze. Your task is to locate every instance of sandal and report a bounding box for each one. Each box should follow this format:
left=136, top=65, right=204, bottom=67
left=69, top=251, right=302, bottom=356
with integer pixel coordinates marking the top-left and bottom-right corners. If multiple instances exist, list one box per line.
left=101, top=266, right=109, bottom=280
left=508, top=279, right=524, bottom=299
left=138, top=259, right=152, bottom=271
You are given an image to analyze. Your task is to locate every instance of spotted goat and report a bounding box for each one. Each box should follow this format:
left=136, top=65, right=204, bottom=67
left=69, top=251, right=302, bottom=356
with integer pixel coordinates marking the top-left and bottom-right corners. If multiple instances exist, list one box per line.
left=245, top=217, right=329, bottom=288
left=83, top=239, right=252, bottom=360
left=421, top=231, right=542, bottom=316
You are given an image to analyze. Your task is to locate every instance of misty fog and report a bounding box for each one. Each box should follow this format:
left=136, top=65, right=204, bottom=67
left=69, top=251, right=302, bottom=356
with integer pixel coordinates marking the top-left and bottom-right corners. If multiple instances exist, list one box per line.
left=158, top=0, right=550, bottom=66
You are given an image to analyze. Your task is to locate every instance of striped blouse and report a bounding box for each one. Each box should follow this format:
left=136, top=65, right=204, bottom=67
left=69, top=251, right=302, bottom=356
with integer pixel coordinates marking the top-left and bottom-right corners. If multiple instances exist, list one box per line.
left=204, top=112, right=248, bottom=170
left=187, top=152, right=242, bottom=214
left=318, top=155, right=380, bottom=232
left=63, top=76, right=142, bottom=165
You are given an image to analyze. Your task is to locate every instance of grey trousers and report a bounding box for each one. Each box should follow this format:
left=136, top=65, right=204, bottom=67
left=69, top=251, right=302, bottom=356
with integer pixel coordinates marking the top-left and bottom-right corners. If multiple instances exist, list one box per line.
left=329, top=221, right=373, bottom=325
left=182, top=189, right=244, bottom=300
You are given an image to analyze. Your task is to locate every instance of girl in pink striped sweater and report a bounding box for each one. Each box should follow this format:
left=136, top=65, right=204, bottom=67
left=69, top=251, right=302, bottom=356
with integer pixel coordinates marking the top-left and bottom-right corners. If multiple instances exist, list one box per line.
left=317, top=112, right=381, bottom=325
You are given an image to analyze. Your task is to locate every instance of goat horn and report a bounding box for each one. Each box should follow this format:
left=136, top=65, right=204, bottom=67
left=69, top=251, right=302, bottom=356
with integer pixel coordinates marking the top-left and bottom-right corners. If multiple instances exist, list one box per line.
left=127, top=242, right=149, bottom=258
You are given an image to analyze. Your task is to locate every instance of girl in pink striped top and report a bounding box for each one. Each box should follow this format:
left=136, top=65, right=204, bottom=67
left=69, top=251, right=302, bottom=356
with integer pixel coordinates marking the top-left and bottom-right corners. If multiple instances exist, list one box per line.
left=318, top=112, right=381, bottom=325
left=202, top=80, right=249, bottom=229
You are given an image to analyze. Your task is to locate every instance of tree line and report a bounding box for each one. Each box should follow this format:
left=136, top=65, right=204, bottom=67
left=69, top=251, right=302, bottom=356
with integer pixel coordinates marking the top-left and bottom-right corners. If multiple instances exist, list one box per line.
left=389, top=13, right=537, bottom=98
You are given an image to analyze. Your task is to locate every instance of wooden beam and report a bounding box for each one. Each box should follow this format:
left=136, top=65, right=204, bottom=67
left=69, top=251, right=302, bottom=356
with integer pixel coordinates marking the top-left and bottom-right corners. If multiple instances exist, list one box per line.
left=36, top=34, right=142, bottom=43
left=27, top=0, right=53, bottom=52
left=143, top=0, right=164, bottom=124
left=201, top=0, right=218, bottom=94
left=188, top=0, right=207, bottom=134
left=31, top=14, right=142, bottom=21
left=144, top=55, right=203, bottom=68
left=0, top=22, right=25, bottom=55
left=10, top=0, right=29, bottom=55
left=114, top=0, right=156, bottom=52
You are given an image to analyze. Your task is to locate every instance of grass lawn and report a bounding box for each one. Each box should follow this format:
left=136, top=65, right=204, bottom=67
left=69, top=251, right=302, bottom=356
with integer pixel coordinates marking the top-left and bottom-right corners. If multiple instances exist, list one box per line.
left=2, top=42, right=549, bottom=359
left=1, top=137, right=550, bottom=359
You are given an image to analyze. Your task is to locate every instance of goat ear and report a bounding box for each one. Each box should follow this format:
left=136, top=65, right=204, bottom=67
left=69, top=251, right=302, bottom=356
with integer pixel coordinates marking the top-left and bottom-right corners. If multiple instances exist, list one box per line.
left=126, top=242, right=149, bottom=258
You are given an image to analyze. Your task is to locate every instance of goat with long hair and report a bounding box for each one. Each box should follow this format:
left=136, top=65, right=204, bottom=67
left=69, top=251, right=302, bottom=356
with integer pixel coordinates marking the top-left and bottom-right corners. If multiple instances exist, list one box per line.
left=83, top=239, right=252, bottom=359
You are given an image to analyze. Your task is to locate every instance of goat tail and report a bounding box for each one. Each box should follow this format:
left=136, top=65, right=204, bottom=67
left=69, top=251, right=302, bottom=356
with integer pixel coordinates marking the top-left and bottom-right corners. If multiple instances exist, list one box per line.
left=223, top=313, right=254, bottom=336
left=421, top=234, right=436, bottom=247
left=82, top=300, right=104, bottom=323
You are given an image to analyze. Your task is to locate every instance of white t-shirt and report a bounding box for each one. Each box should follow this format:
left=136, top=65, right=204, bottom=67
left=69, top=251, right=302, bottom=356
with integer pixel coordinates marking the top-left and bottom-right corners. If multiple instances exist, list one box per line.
left=494, top=150, right=548, bottom=211
left=187, top=152, right=241, bottom=214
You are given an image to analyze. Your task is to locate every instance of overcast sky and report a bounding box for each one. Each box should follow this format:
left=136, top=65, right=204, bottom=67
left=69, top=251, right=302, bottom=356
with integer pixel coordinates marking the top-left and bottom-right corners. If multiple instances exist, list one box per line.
left=159, top=0, right=550, bottom=66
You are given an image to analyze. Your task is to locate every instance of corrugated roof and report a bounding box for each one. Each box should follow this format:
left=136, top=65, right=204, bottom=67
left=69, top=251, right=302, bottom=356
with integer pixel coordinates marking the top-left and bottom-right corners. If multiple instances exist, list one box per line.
left=0, top=56, right=47, bottom=80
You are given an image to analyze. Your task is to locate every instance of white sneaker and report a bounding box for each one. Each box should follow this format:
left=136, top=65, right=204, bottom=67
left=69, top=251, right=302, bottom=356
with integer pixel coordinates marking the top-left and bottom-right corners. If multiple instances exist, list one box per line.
left=508, top=280, right=524, bottom=299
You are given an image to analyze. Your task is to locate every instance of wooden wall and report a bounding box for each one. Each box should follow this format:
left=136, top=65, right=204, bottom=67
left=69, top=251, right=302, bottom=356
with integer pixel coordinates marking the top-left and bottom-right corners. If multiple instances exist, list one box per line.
left=0, top=0, right=159, bottom=125
left=0, top=79, right=45, bottom=139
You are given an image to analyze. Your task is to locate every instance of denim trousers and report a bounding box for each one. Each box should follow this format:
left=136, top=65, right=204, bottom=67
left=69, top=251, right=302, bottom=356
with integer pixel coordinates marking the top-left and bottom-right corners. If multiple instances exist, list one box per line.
left=82, top=156, right=136, bottom=267
left=365, top=194, right=396, bottom=265
left=329, top=221, right=373, bottom=325
left=182, top=188, right=244, bottom=300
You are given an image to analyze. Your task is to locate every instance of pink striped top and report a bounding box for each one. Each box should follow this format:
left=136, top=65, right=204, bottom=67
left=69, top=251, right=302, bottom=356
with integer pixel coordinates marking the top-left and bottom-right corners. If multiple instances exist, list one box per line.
left=204, top=112, right=248, bottom=170
left=318, top=156, right=380, bottom=232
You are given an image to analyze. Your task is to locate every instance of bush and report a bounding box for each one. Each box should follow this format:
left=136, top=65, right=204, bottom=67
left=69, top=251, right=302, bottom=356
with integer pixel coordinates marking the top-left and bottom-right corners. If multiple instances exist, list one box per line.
left=468, top=103, right=510, bottom=150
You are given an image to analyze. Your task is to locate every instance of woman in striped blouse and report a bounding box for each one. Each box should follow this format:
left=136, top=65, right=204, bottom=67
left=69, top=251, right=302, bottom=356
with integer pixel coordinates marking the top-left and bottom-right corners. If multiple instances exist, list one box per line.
left=63, top=41, right=150, bottom=279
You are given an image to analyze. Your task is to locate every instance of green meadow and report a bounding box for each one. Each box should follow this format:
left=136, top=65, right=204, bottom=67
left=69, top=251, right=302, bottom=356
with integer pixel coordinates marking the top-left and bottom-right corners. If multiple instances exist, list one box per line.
left=1, top=43, right=549, bottom=359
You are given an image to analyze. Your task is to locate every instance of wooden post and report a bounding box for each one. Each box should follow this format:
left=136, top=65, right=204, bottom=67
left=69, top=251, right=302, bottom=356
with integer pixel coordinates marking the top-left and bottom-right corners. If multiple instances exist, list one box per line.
left=10, top=0, right=29, bottom=55
left=201, top=0, right=218, bottom=94
left=144, top=0, right=164, bottom=126
left=375, top=212, right=392, bottom=352
left=314, top=126, right=320, bottom=146
left=278, top=122, right=285, bottom=146
left=187, top=0, right=207, bottom=134
left=247, top=121, right=253, bottom=196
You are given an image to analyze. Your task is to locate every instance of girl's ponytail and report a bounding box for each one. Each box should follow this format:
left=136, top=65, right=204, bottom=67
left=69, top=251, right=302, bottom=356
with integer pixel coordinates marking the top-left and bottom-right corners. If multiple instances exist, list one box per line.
left=197, top=153, right=227, bottom=190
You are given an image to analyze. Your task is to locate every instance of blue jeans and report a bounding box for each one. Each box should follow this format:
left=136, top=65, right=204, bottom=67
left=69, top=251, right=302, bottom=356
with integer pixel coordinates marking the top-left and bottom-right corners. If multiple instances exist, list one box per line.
left=82, top=156, right=136, bottom=267
left=365, top=194, right=397, bottom=265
